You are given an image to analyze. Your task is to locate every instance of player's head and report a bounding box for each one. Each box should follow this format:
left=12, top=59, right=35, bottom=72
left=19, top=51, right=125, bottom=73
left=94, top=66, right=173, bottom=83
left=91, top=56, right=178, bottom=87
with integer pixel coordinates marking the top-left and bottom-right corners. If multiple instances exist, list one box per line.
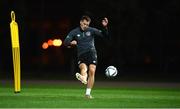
left=80, top=15, right=91, bottom=31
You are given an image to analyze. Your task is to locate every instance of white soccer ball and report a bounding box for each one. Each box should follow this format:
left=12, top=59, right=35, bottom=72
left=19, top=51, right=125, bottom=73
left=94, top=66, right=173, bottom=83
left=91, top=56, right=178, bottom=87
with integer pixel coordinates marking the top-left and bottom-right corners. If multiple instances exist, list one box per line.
left=105, top=66, right=118, bottom=77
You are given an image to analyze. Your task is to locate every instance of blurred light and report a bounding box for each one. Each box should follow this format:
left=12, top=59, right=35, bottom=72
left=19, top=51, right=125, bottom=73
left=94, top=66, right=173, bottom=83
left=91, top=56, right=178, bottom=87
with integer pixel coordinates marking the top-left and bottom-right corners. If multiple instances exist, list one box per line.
left=42, top=42, right=49, bottom=49
left=47, top=39, right=53, bottom=46
left=53, top=39, right=62, bottom=47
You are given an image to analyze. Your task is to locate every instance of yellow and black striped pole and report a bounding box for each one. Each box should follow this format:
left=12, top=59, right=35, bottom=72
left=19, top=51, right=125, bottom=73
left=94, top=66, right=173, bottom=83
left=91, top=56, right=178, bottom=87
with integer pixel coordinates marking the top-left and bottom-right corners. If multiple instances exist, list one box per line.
left=10, top=11, right=21, bottom=93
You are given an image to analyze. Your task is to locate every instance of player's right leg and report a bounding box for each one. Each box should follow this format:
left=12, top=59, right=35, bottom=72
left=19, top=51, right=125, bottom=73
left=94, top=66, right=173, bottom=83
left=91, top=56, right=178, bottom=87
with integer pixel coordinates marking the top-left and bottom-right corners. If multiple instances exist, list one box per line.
left=76, top=63, right=88, bottom=84
left=87, top=64, right=96, bottom=89
left=84, top=64, right=96, bottom=99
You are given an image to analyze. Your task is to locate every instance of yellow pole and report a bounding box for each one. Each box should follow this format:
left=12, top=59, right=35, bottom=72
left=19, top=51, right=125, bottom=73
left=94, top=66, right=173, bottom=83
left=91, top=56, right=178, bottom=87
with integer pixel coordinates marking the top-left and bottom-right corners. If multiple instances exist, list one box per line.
left=10, top=11, right=21, bottom=93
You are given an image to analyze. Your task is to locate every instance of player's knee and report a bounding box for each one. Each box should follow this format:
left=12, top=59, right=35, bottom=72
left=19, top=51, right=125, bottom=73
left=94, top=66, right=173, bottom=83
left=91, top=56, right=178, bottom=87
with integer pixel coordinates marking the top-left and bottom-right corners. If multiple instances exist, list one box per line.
left=81, top=67, right=87, bottom=72
left=79, top=63, right=88, bottom=72
left=89, top=67, right=96, bottom=77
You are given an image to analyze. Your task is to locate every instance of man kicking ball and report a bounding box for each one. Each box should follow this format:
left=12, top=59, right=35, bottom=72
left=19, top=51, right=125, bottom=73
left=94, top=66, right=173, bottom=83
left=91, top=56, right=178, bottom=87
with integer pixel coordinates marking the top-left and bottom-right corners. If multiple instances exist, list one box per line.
left=64, top=15, right=109, bottom=99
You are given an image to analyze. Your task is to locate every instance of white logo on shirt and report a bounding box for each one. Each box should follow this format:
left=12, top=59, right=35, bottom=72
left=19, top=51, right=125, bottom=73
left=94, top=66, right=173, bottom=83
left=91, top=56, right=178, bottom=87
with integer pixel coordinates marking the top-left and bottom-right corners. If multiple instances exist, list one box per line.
left=77, top=34, right=80, bottom=37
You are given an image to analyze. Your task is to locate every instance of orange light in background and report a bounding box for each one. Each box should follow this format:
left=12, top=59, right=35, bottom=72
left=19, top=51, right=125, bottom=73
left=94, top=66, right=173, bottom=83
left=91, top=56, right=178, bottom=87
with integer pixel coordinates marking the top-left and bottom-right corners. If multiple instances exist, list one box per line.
left=53, top=39, right=62, bottom=47
left=42, top=42, right=49, bottom=49
left=47, top=39, right=53, bottom=46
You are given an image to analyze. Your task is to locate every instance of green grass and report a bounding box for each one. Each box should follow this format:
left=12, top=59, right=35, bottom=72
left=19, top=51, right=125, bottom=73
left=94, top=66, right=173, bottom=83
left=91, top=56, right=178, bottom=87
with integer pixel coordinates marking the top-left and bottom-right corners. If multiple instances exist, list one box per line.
left=0, top=81, right=180, bottom=108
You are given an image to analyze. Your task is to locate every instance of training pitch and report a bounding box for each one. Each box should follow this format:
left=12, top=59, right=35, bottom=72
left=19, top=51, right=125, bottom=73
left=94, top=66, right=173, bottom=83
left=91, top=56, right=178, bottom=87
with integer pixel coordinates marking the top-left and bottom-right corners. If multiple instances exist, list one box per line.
left=0, top=80, right=180, bottom=108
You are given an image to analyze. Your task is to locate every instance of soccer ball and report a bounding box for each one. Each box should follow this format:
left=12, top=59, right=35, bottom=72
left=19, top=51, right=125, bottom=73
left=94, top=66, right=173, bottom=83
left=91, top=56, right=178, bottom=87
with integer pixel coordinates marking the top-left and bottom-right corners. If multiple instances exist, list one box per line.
left=105, top=66, right=118, bottom=77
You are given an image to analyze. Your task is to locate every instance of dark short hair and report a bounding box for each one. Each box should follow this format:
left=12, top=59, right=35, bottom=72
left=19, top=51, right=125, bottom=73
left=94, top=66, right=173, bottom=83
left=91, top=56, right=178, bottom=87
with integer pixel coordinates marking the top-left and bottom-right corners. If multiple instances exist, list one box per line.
left=80, top=15, right=91, bottom=22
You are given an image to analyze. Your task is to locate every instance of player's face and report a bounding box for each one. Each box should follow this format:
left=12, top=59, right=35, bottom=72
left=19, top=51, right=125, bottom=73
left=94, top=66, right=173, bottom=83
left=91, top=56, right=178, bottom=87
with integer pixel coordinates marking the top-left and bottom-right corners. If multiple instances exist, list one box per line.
left=80, top=20, right=90, bottom=31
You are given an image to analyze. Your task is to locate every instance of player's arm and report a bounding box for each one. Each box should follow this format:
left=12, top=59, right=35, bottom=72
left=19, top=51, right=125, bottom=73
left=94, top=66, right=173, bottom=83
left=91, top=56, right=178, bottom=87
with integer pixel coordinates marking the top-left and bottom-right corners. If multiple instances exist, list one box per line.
left=101, top=17, right=109, bottom=37
left=64, top=32, right=77, bottom=48
left=94, top=17, right=109, bottom=39
left=102, top=17, right=108, bottom=29
left=69, top=40, right=77, bottom=48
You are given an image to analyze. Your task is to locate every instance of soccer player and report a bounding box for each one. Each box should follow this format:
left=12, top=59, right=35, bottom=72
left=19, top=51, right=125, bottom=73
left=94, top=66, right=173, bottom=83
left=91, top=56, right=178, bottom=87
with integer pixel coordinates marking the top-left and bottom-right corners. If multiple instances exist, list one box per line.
left=64, top=15, right=109, bottom=99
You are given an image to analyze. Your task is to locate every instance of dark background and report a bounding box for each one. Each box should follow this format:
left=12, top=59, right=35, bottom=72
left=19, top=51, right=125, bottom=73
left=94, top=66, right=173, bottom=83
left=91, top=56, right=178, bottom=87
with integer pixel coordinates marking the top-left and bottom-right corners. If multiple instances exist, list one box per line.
left=0, top=0, right=179, bottom=81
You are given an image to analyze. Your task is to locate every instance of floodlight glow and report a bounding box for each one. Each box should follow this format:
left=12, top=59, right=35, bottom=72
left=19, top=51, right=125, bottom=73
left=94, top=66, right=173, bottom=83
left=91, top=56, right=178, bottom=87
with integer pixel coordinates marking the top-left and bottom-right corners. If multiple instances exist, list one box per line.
left=42, top=42, right=49, bottom=49
left=53, top=39, right=62, bottom=47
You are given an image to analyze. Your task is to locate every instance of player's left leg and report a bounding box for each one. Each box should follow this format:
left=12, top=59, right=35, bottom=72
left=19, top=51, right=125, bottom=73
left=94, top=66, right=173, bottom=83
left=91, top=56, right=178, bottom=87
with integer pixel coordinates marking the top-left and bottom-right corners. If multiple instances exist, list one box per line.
left=85, top=64, right=96, bottom=98
left=76, top=63, right=88, bottom=84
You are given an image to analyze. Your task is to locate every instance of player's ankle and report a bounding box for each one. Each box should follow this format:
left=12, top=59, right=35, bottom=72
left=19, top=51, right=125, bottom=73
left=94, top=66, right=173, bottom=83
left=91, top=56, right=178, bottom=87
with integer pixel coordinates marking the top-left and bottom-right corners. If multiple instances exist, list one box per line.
left=85, top=88, right=91, bottom=95
left=82, top=75, right=87, bottom=80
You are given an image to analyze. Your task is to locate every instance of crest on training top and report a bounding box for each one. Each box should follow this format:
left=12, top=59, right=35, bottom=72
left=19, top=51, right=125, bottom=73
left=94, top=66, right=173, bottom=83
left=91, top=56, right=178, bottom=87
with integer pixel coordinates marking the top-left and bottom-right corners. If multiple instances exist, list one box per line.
left=85, top=31, right=91, bottom=36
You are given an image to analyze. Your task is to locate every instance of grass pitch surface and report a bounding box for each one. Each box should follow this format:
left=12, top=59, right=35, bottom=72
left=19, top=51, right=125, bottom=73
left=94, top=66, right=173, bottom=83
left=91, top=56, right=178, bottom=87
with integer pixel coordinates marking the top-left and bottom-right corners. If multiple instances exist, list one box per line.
left=0, top=80, right=180, bottom=108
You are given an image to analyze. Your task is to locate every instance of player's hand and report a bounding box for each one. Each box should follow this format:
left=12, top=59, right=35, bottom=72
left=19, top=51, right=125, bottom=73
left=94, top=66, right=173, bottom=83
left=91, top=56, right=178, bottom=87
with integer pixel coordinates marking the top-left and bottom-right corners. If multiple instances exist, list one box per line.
left=102, top=17, right=108, bottom=28
left=70, top=40, right=77, bottom=46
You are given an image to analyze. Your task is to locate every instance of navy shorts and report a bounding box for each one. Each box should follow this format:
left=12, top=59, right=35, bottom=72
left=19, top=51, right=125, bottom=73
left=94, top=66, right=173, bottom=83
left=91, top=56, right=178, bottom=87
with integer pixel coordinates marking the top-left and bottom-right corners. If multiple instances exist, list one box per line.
left=77, top=51, right=97, bottom=66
